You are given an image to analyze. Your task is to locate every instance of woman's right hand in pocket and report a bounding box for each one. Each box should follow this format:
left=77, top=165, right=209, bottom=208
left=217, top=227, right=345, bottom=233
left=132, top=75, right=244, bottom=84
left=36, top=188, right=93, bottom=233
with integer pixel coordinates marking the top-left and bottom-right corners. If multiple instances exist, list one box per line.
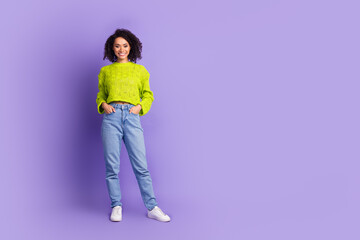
left=102, top=102, right=116, bottom=114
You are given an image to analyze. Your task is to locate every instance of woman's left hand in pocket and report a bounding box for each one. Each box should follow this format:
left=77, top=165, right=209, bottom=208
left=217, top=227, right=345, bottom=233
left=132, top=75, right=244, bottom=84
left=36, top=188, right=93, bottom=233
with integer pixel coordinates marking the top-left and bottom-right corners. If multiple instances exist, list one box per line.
left=129, top=104, right=141, bottom=114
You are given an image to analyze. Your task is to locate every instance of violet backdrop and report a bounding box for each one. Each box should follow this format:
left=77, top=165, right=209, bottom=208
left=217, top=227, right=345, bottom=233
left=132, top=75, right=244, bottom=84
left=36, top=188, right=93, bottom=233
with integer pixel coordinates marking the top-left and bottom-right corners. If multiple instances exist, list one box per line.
left=0, top=0, right=359, bottom=239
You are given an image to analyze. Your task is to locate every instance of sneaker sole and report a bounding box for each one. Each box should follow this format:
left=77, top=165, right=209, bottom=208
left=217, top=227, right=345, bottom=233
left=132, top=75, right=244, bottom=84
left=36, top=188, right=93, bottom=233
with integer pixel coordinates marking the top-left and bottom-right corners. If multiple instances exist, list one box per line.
left=147, top=214, right=171, bottom=222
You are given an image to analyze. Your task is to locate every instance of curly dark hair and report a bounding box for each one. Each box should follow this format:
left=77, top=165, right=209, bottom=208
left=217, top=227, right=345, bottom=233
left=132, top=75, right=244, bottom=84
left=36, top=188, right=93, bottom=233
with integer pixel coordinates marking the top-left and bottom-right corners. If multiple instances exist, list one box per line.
left=103, top=28, right=143, bottom=63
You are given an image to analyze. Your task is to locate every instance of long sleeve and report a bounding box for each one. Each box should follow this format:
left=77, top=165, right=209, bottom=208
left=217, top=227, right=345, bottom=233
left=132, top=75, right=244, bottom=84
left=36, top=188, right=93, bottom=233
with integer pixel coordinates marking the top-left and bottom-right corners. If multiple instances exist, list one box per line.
left=138, top=67, right=154, bottom=116
left=96, top=68, right=107, bottom=114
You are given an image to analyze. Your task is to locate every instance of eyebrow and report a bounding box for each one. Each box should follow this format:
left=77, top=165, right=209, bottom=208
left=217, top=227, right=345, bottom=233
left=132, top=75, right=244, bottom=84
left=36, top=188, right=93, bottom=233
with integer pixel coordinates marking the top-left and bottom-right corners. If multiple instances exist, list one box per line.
left=114, top=43, right=128, bottom=46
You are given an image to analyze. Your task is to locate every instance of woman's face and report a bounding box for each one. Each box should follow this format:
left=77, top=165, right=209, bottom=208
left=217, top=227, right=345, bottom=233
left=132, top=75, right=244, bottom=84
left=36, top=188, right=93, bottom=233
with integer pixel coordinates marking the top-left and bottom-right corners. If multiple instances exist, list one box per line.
left=113, top=37, right=131, bottom=61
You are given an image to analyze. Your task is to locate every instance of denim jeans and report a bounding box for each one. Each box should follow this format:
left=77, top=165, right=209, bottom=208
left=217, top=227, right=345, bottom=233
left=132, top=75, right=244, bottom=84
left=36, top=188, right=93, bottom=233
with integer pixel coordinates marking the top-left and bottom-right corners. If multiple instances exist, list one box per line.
left=101, top=103, right=158, bottom=210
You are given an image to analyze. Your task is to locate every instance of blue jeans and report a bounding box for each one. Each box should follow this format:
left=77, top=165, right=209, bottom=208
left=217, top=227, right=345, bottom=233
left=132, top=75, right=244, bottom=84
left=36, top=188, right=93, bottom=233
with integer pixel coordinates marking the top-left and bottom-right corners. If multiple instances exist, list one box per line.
left=101, top=103, right=158, bottom=210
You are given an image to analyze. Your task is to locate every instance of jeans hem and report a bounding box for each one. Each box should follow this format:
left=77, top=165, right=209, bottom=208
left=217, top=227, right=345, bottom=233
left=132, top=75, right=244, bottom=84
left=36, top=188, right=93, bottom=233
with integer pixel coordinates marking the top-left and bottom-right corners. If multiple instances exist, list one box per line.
left=111, top=203, right=122, bottom=208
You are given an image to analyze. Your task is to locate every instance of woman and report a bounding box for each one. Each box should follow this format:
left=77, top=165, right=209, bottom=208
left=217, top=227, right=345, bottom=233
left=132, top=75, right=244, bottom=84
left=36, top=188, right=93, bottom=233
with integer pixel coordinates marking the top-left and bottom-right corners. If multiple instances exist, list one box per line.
left=96, top=28, right=170, bottom=222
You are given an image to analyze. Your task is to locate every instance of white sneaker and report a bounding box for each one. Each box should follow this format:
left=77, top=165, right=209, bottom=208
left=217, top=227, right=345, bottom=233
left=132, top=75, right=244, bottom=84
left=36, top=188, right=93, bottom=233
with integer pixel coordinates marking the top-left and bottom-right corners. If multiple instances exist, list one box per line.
left=110, top=206, right=122, bottom=222
left=147, top=206, right=171, bottom=222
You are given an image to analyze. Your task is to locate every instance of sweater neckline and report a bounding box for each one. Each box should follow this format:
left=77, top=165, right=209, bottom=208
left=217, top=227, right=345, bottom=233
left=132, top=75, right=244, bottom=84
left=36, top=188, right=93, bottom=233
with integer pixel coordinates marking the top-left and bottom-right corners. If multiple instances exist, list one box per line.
left=113, top=61, right=132, bottom=65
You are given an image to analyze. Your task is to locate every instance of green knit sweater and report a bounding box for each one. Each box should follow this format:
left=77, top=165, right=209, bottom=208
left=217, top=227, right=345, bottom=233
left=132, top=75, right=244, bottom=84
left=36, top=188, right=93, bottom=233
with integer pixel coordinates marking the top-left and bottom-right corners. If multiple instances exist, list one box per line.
left=96, top=61, right=154, bottom=116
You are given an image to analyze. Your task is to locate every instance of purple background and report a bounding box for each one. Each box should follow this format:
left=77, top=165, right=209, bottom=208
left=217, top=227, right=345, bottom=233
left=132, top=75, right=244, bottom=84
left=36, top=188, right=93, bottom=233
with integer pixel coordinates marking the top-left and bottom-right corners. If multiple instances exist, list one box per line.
left=1, top=0, right=359, bottom=239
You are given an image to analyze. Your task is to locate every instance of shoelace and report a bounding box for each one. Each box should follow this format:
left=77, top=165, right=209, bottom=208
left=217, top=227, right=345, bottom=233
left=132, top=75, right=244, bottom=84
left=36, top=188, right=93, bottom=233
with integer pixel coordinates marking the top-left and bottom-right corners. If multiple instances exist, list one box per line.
left=112, top=207, right=121, bottom=214
left=155, top=207, right=166, bottom=216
